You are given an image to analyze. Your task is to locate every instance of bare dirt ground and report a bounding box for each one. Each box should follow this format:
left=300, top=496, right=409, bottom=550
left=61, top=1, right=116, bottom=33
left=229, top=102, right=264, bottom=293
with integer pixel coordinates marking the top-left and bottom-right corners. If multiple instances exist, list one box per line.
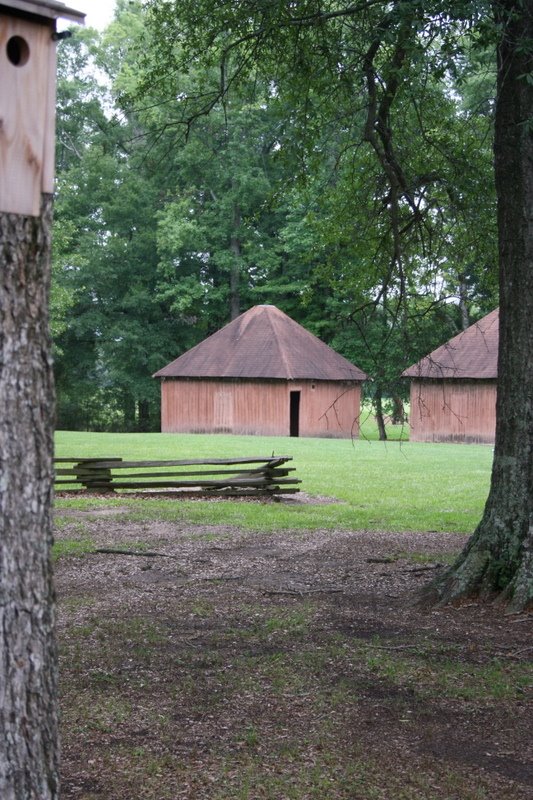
left=55, top=502, right=533, bottom=800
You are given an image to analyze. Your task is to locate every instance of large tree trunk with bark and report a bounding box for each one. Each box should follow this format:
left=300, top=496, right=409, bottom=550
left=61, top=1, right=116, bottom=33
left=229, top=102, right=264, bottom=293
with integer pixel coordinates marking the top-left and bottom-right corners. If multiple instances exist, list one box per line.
left=0, top=198, right=59, bottom=797
left=423, top=1, right=533, bottom=612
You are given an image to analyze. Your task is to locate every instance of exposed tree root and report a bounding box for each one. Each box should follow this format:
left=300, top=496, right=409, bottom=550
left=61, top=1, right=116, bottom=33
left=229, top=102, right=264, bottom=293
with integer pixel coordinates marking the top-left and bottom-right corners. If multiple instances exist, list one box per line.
left=418, top=541, right=533, bottom=614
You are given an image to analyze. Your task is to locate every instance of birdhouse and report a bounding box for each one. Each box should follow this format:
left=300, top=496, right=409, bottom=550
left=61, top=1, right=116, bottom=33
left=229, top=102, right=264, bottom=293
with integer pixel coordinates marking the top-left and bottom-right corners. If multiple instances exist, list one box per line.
left=0, top=0, right=85, bottom=216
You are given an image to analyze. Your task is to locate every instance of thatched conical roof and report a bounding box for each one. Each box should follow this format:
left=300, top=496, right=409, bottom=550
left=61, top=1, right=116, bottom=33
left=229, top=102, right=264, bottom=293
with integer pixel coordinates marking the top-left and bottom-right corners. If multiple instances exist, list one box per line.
left=402, top=308, right=499, bottom=380
left=154, top=304, right=367, bottom=382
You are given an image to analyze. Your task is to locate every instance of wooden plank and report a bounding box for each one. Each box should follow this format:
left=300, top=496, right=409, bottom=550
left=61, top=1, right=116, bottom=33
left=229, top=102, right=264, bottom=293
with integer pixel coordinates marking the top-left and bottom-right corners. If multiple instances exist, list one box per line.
left=54, top=469, right=118, bottom=477
left=56, top=467, right=296, bottom=480
left=87, top=478, right=301, bottom=489
left=53, top=457, right=123, bottom=463
left=83, top=457, right=291, bottom=469
left=41, top=15, right=56, bottom=195
left=53, top=457, right=289, bottom=467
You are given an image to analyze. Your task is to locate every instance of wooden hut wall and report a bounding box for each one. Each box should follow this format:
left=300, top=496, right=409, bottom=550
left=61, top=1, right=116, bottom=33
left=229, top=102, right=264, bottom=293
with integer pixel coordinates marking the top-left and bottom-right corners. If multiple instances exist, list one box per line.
left=409, top=380, right=496, bottom=443
left=160, top=378, right=362, bottom=438
left=296, top=380, right=362, bottom=438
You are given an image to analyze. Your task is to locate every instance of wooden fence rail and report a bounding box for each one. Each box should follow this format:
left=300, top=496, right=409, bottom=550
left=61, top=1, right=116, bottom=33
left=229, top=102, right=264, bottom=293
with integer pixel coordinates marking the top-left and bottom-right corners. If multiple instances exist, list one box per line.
left=54, top=456, right=300, bottom=497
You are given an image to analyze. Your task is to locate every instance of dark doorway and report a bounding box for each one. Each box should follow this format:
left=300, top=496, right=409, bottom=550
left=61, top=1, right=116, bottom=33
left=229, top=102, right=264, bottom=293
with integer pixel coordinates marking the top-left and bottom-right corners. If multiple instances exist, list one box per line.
left=290, top=391, right=301, bottom=437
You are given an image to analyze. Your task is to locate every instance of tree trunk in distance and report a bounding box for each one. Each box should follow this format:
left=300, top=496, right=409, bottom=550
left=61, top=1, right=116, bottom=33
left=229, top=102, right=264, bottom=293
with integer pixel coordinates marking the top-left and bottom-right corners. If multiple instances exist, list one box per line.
left=229, top=203, right=241, bottom=320
left=138, top=398, right=151, bottom=432
left=422, top=1, right=533, bottom=612
left=458, top=273, right=470, bottom=330
left=0, top=197, right=59, bottom=797
left=374, top=388, right=387, bottom=441
left=391, top=395, right=405, bottom=425
left=123, top=392, right=136, bottom=431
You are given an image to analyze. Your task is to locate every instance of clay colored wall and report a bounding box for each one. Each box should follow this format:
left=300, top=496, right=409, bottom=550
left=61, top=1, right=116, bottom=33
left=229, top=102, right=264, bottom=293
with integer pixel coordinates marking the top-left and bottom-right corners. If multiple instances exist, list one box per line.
left=409, top=380, right=496, bottom=443
left=160, top=378, right=362, bottom=439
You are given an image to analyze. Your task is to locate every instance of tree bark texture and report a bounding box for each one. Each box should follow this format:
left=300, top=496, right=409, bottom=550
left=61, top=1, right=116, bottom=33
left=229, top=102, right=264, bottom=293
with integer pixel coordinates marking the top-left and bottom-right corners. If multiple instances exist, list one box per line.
left=374, top=388, right=387, bottom=442
left=425, top=1, right=533, bottom=612
left=230, top=203, right=241, bottom=321
left=0, top=197, right=58, bottom=797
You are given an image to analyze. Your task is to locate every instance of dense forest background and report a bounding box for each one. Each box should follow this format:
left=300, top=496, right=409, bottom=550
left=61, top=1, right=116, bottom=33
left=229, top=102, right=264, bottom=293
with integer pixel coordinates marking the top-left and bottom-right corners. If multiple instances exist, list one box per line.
left=52, top=0, right=498, bottom=434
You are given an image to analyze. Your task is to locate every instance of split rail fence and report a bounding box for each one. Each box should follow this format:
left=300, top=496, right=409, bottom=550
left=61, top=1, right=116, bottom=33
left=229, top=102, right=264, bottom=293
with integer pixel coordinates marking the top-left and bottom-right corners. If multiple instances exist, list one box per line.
left=54, top=456, right=300, bottom=497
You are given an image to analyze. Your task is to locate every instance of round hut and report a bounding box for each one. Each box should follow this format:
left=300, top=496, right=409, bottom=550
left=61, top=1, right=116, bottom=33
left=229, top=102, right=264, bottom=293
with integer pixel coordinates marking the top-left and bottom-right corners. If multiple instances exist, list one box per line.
left=402, top=308, right=499, bottom=443
left=154, top=304, right=367, bottom=438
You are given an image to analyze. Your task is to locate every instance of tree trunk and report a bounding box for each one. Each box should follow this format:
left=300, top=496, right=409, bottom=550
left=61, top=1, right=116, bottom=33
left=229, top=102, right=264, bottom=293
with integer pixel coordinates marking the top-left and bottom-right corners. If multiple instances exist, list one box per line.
left=229, top=204, right=241, bottom=320
left=457, top=273, right=470, bottom=330
left=122, top=392, right=136, bottom=432
left=0, top=198, right=59, bottom=796
left=422, top=1, right=533, bottom=612
left=374, top=386, right=387, bottom=441
left=137, top=399, right=150, bottom=432
left=391, top=395, right=405, bottom=425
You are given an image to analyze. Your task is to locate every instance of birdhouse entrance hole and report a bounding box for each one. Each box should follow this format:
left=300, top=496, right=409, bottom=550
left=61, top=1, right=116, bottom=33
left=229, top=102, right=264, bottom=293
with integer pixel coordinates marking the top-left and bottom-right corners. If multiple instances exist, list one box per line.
left=6, top=36, right=30, bottom=66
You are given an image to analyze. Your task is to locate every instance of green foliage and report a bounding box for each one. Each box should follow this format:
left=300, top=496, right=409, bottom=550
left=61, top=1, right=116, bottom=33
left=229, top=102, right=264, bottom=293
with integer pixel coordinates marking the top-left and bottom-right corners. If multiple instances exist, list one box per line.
left=138, top=0, right=497, bottom=430
left=53, top=15, right=189, bottom=431
left=53, top=1, right=498, bottom=435
left=152, top=87, right=286, bottom=330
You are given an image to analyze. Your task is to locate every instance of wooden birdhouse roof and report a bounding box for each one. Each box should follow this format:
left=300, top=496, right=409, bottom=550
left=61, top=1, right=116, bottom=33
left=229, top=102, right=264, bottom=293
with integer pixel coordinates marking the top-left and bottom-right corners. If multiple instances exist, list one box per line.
left=0, top=0, right=85, bottom=23
left=154, top=304, right=368, bottom=382
left=402, top=308, right=499, bottom=380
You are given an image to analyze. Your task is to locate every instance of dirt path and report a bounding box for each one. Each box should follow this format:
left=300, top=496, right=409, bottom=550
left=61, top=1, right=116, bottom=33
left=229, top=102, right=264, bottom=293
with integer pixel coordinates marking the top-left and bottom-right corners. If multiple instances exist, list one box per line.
left=55, top=514, right=533, bottom=799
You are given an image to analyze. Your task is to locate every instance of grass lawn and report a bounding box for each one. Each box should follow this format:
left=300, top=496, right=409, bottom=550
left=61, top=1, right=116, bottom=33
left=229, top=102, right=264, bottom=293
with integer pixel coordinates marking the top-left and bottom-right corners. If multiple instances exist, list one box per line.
left=54, top=428, right=493, bottom=535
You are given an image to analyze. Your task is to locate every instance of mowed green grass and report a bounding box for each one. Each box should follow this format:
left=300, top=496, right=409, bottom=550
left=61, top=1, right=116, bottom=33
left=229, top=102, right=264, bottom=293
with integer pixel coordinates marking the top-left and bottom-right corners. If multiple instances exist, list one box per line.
left=54, top=427, right=493, bottom=534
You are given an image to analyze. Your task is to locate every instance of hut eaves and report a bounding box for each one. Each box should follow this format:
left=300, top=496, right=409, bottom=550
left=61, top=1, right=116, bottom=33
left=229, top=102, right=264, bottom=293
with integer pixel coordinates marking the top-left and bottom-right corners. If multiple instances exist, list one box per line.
left=402, top=308, right=499, bottom=380
left=154, top=304, right=367, bottom=382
